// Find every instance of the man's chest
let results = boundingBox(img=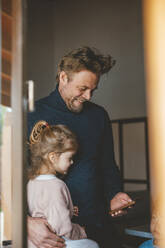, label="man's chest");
[34,108,104,156]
